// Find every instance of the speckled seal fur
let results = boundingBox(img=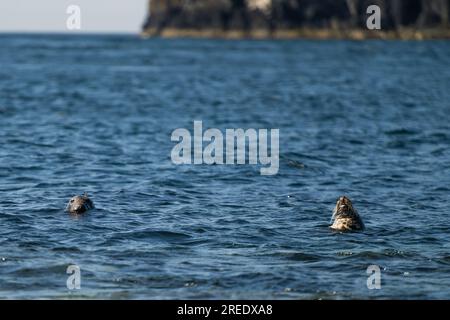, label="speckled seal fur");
[330,196,364,231]
[66,193,95,214]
